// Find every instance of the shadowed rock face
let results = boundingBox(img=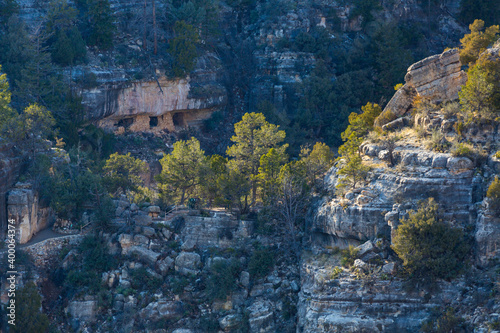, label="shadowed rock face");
[83,76,227,133]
